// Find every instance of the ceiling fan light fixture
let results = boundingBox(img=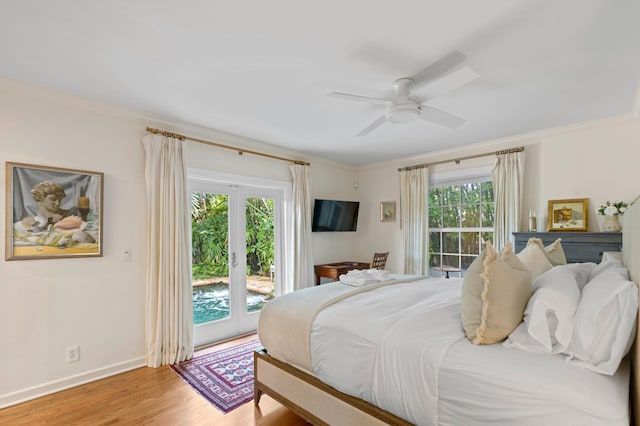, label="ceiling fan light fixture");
[328,53,476,135]
[385,103,421,124]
